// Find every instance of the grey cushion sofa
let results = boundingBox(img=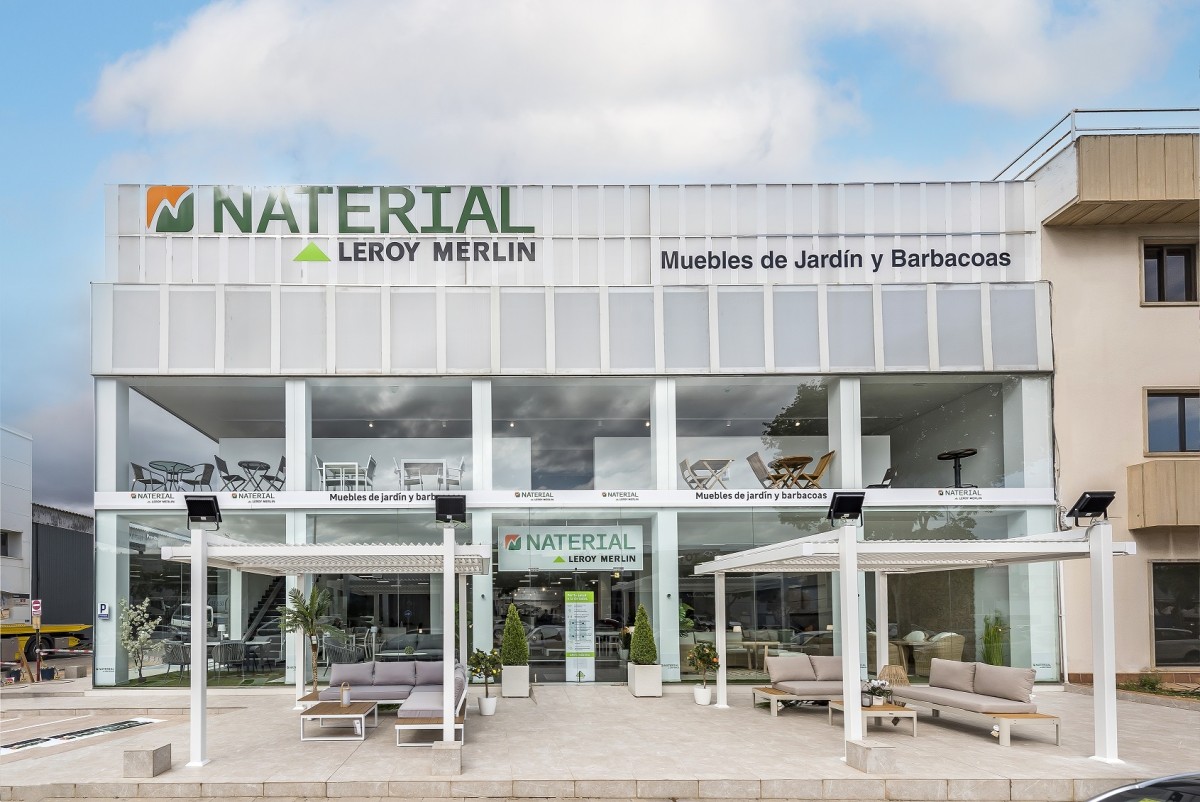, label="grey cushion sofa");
[319,659,466,705]
[380,633,444,659]
[755,653,844,714]
[890,658,1037,715]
